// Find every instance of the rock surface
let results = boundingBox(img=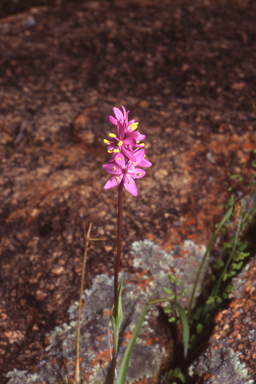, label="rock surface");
[6,240,207,383]
[0,0,256,382]
[190,256,256,384]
